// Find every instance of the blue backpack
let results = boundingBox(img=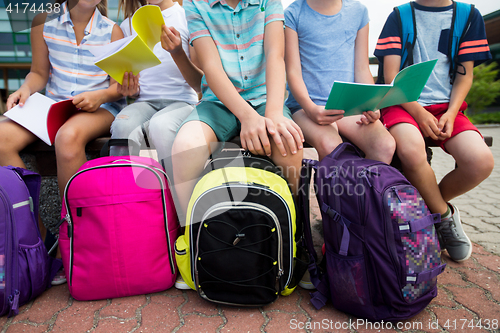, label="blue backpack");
[377,1,474,84]
[0,166,61,317]
[299,143,446,321]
